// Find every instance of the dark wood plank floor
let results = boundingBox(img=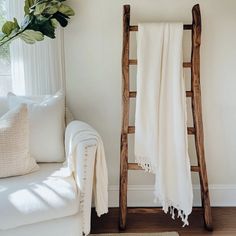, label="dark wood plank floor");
[91,207,236,236]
